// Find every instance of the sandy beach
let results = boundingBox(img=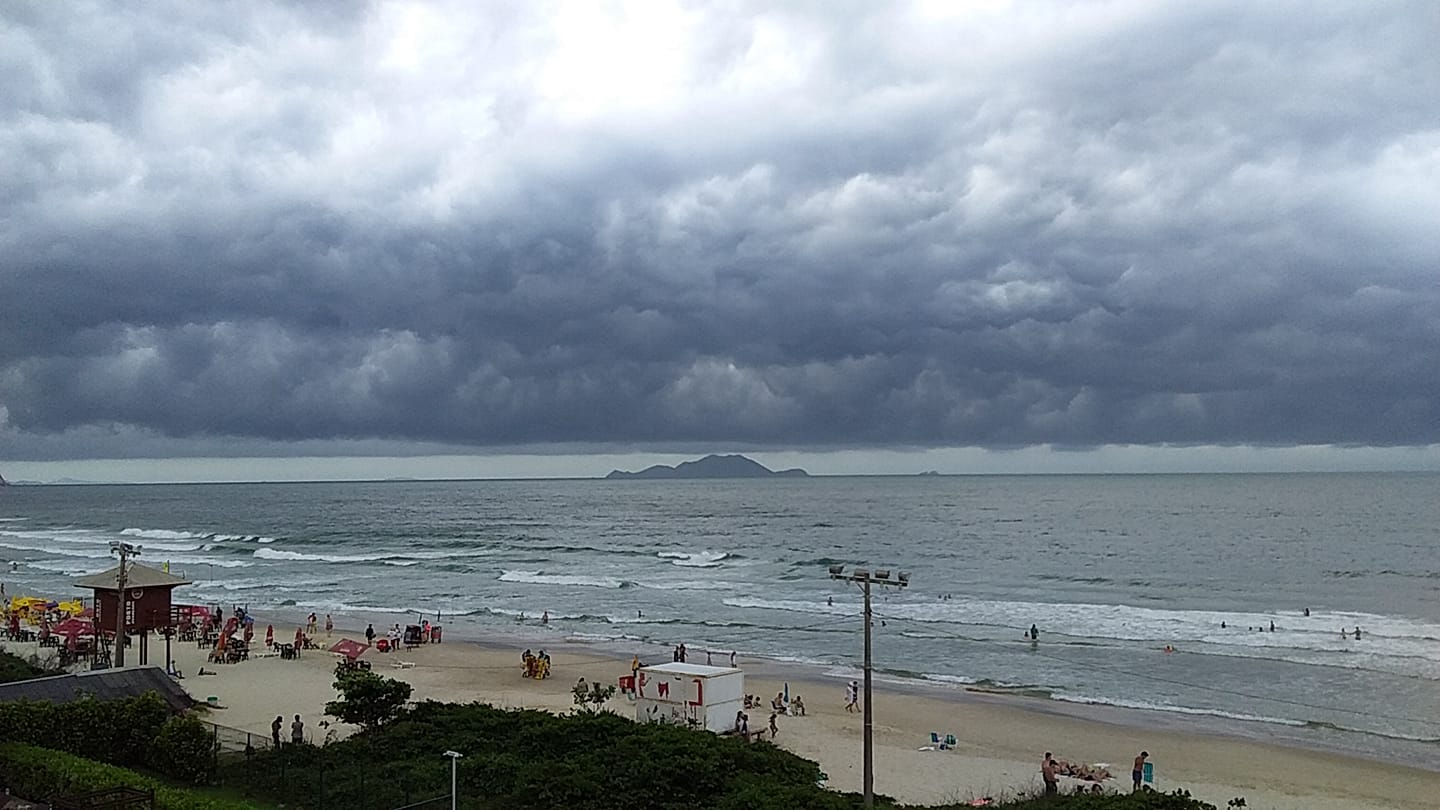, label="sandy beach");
[9,617,1430,810]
